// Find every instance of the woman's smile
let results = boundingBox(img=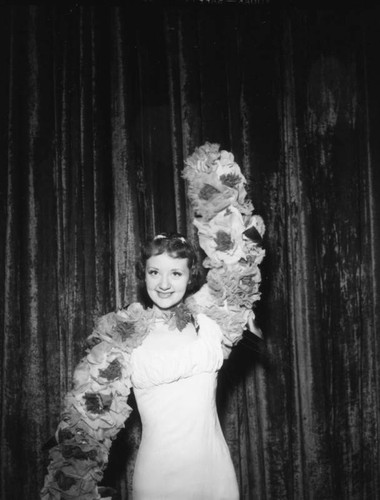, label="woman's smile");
[156,291,174,298]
